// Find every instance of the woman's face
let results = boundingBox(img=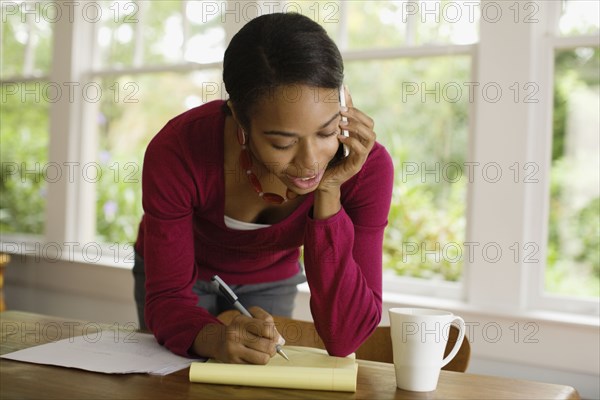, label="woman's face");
[246,84,342,195]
